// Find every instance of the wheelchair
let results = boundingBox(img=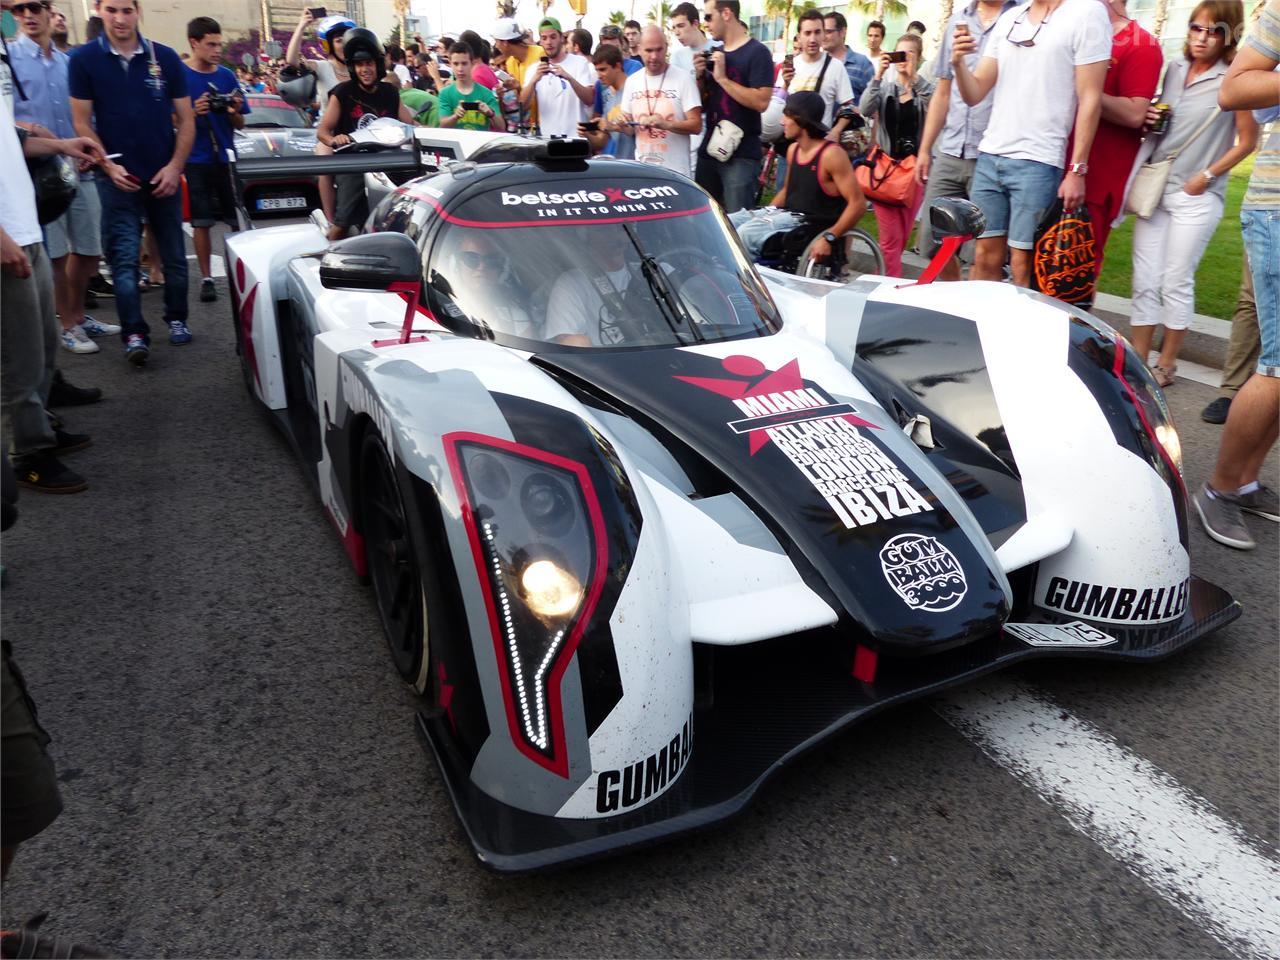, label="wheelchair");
[735,209,886,283]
